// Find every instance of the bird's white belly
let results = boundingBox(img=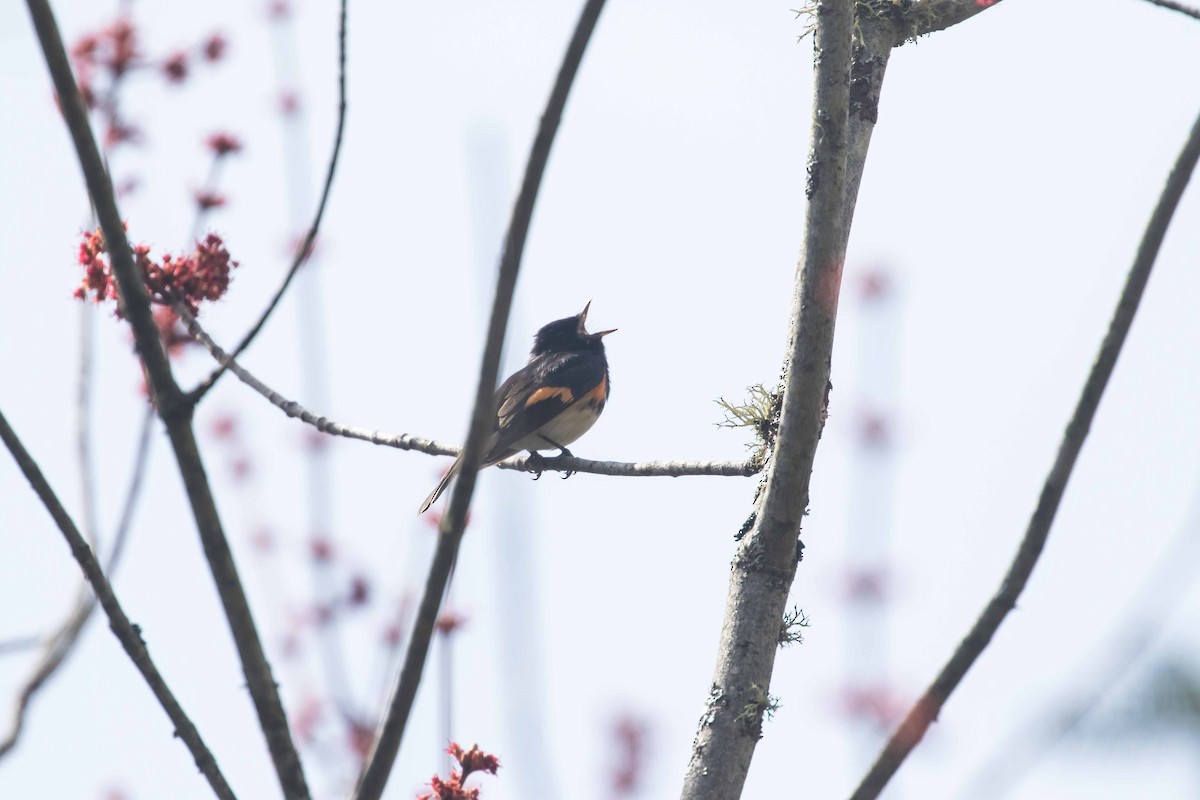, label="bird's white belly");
[518,402,600,452]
